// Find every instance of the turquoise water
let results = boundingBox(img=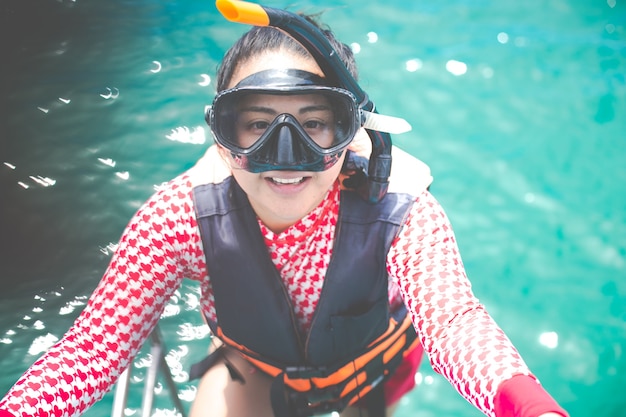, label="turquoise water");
[1,0,625,416]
